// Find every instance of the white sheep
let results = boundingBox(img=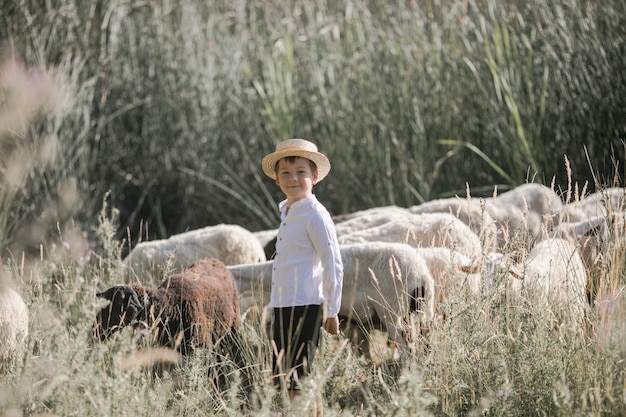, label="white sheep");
[409,197,499,252]
[485,202,543,255]
[228,242,436,358]
[337,212,483,262]
[490,183,563,219]
[548,211,626,304]
[486,183,563,253]
[549,194,597,225]
[551,187,626,225]
[331,205,411,224]
[123,224,266,280]
[251,228,278,260]
[0,278,29,372]
[548,216,607,272]
[572,187,625,218]
[416,247,481,320]
[484,237,588,330]
[339,242,435,356]
[335,210,412,237]
[226,260,273,315]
